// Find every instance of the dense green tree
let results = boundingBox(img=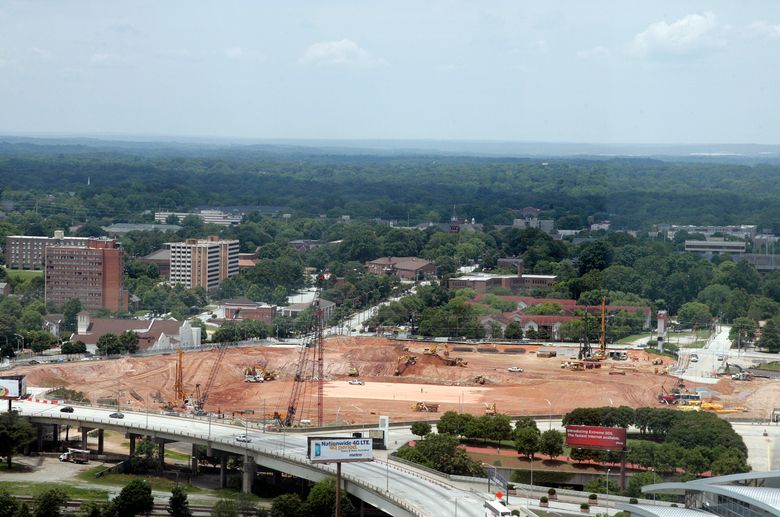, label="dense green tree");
[729,317,758,349]
[396,433,483,475]
[32,488,68,517]
[61,341,87,355]
[514,426,540,459]
[676,302,711,328]
[109,480,154,517]
[503,322,523,340]
[437,411,468,436]
[304,477,356,517]
[625,471,660,498]
[166,486,192,517]
[96,334,122,355]
[0,489,19,517]
[577,241,614,275]
[0,412,35,468]
[759,317,780,352]
[538,430,564,459]
[411,421,432,438]
[61,299,82,333]
[269,494,304,517]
